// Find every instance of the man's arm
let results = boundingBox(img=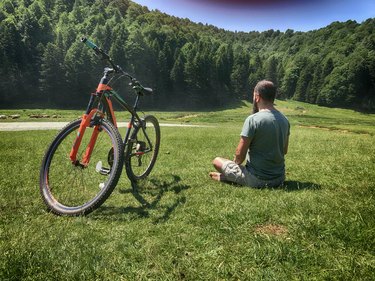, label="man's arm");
[234,136,251,165]
[284,136,289,155]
